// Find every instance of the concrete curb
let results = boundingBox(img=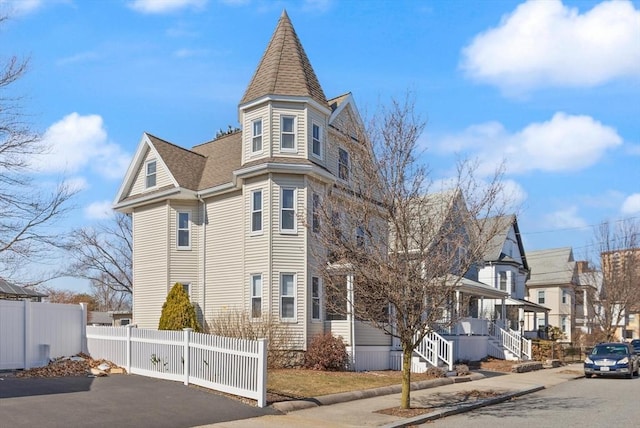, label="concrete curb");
[271,373,486,413]
[380,385,545,428]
